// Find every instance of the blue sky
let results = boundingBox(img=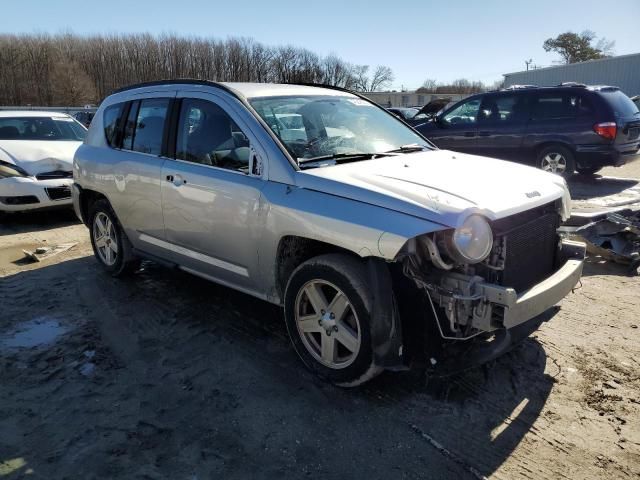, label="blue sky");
[4,0,639,89]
